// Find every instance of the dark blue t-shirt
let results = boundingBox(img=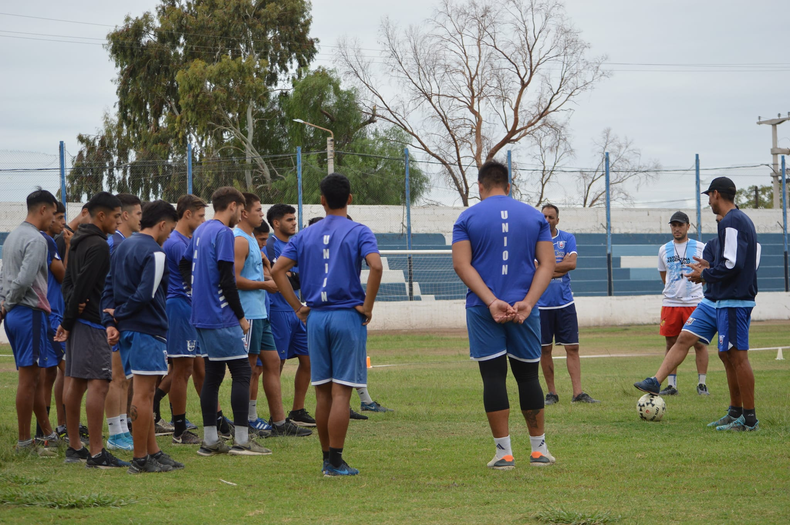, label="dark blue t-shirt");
[265,234,298,311]
[537,229,577,308]
[280,215,378,309]
[182,220,238,329]
[452,195,552,308]
[107,230,126,255]
[163,229,191,301]
[42,232,64,320]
